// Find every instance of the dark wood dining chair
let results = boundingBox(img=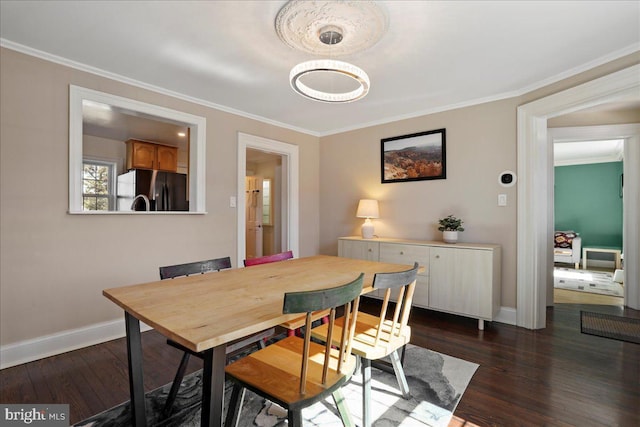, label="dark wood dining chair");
[244,250,329,336]
[311,262,419,427]
[159,257,275,416]
[224,273,365,427]
[159,256,232,280]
